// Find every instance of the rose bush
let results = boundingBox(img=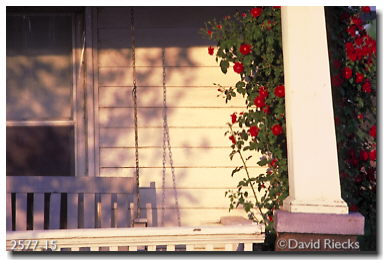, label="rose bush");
[325,6,377,251]
[201,7,288,238]
[201,6,376,250]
